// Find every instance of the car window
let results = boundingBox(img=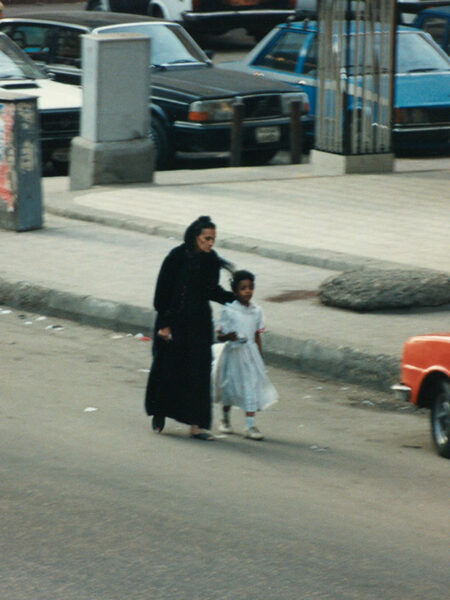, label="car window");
[303,36,317,74]
[397,31,450,73]
[0,23,56,63]
[253,30,309,73]
[97,23,208,66]
[420,16,447,47]
[53,28,82,67]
